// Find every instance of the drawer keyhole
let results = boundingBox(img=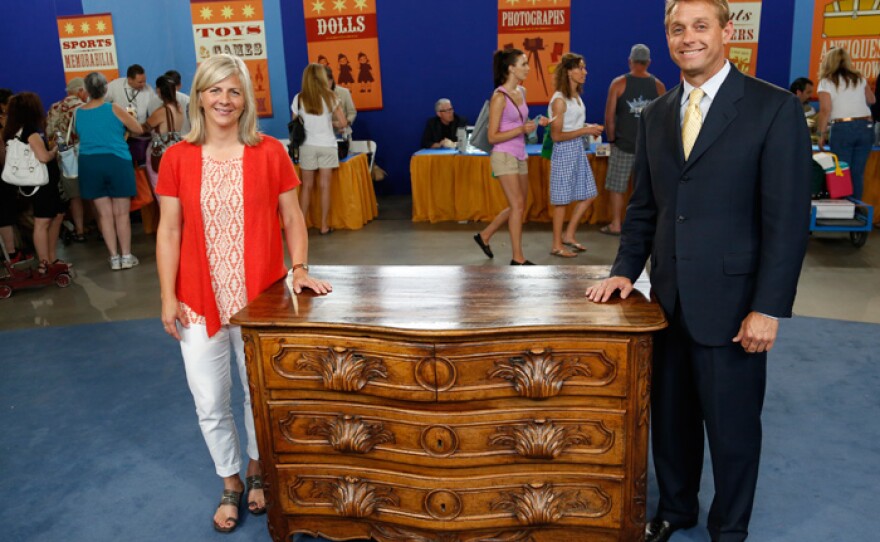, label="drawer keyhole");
[437,439,444,449]
[441,503,447,512]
